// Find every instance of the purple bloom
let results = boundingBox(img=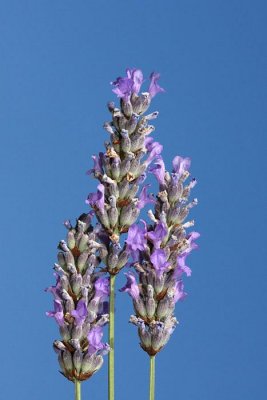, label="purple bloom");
[86,183,105,213]
[111,68,143,101]
[150,249,170,276]
[87,326,104,354]
[45,273,61,299]
[147,221,168,249]
[94,276,110,301]
[172,156,191,178]
[71,300,88,326]
[175,254,192,278]
[149,156,165,185]
[46,300,64,326]
[185,231,200,254]
[173,280,187,303]
[148,72,165,98]
[137,185,155,209]
[126,222,147,252]
[126,68,144,94]
[120,272,140,300]
[145,140,163,165]
[87,153,104,176]
[112,77,133,101]
[126,222,147,262]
